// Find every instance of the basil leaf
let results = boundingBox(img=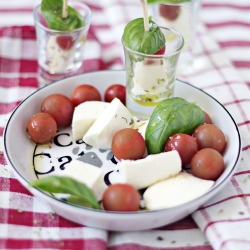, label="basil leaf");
[123,17,166,54]
[145,97,205,154]
[30,176,101,210]
[147,0,191,4]
[66,195,96,208]
[41,0,84,31]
